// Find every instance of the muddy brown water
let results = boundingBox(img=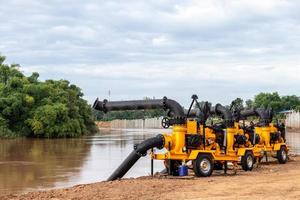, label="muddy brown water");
[0,129,167,196]
[1,129,299,196]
